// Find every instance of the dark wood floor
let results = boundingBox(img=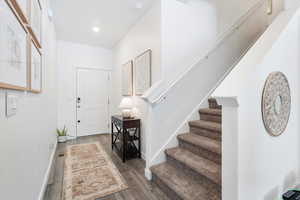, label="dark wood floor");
[44,134,170,200]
